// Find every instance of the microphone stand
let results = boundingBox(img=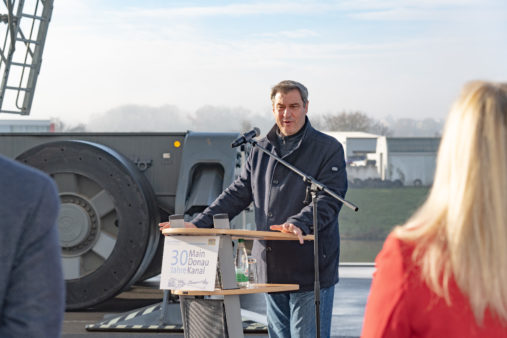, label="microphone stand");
[247,139,358,338]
